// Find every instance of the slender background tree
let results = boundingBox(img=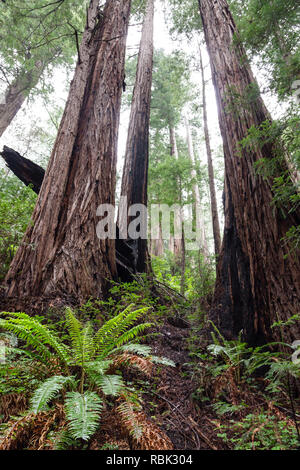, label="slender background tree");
[0,0,87,137]
[118,0,155,273]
